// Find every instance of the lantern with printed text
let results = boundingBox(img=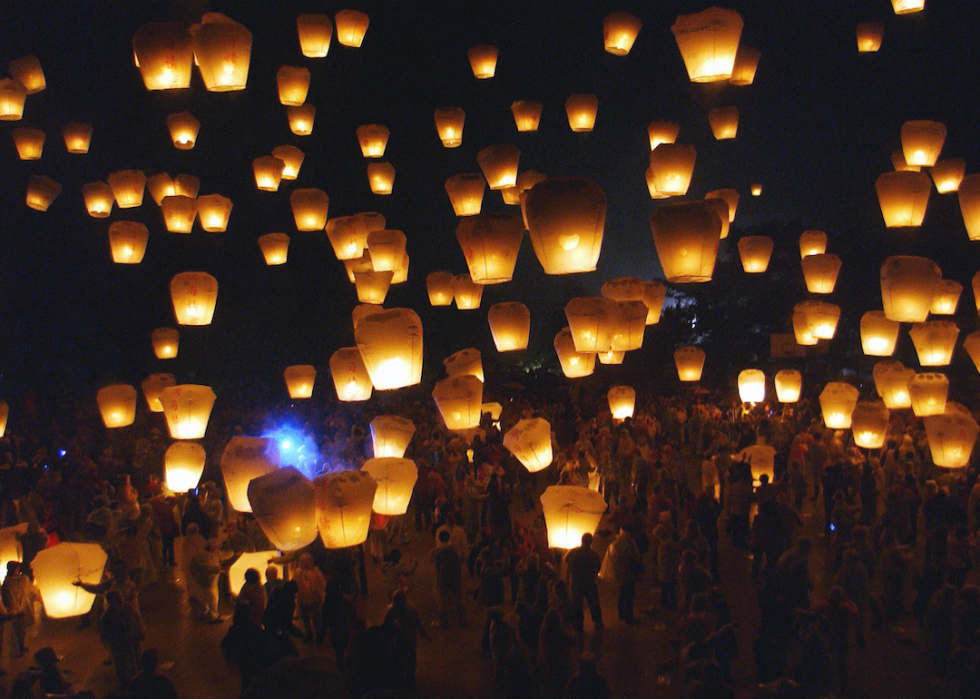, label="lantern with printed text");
[874,361,915,409]
[876,172,931,227]
[193,13,252,91]
[565,94,598,132]
[445,348,484,383]
[671,8,743,83]
[160,385,216,440]
[277,65,310,106]
[820,382,859,429]
[737,236,773,273]
[649,144,696,197]
[271,145,303,180]
[97,385,137,428]
[355,309,423,390]
[133,23,193,90]
[432,376,483,431]
[565,297,618,353]
[0,79,27,121]
[738,370,766,403]
[26,176,61,211]
[601,277,644,303]
[477,144,520,190]
[467,45,498,78]
[445,174,486,216]
[174,174,200,199]
[910,321,958,366]
[540,486,606,549]
[511,101,543,132]
[11,128,43,160]
[902,120,946,168]
[166,112,199,149]
[258,233,289,265]
[314,470,376,548]
[147,174,175,205]
[366,229,406,273]
[161,196,197,233]
[141,373,175,413]
[288,105,315,136]
[488,302,531,351]
[165,442,205,493]
[648,121,680,150]
[555,328,596,379]
[152,328,179,359]
[434,108,465,148]
[367,163,395,195]
[248,468,318,551]
[909,373,949,417]
[356,124,389,158]
[32,543,107,619]
[171,272,217,326]
[284,365,316,399]
[371,416,415,458]
[291,189,329,231]
[801,254,841,294]
[880,256,940,322]
[456,214,524,284]
[729,45,760,85]
[775,370,802,403]
[326,217,368,261]
[297,14,332,57]
[603,11,641,55]
[362,458,417,515]
[354,270,393,305]
[708,107,738,140]
[108,221,148,264]
[524,178,605,275]
[856,22,884,52]
[196,194,232,232]
[930,280,962,315]
[851,402,890,449]
[452,274,483,310]
[343,255,373,284]
[799,230,827,258]
[959,175,980,241]
[651,200,721,283]
[81,182,114,218]
[335,9,369,47]
[221,437,280,513]
[505,418,553,473]
[9,56,44,94]
[861,311,899,356]
[925,404,978,469]
[108,170,145,209]
[930,159,965,194]
[426,272,454,306]
[252,156,284,192]
[329,348,373,401]
[674,347,705,382]
[608,386,636,422]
